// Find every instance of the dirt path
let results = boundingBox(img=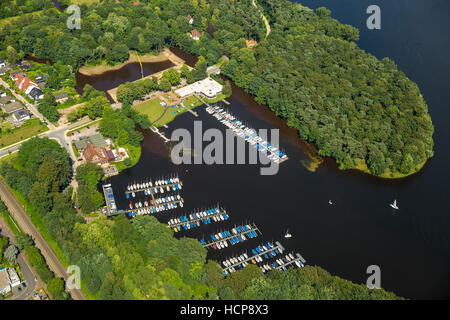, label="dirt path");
[252,0,271,38]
